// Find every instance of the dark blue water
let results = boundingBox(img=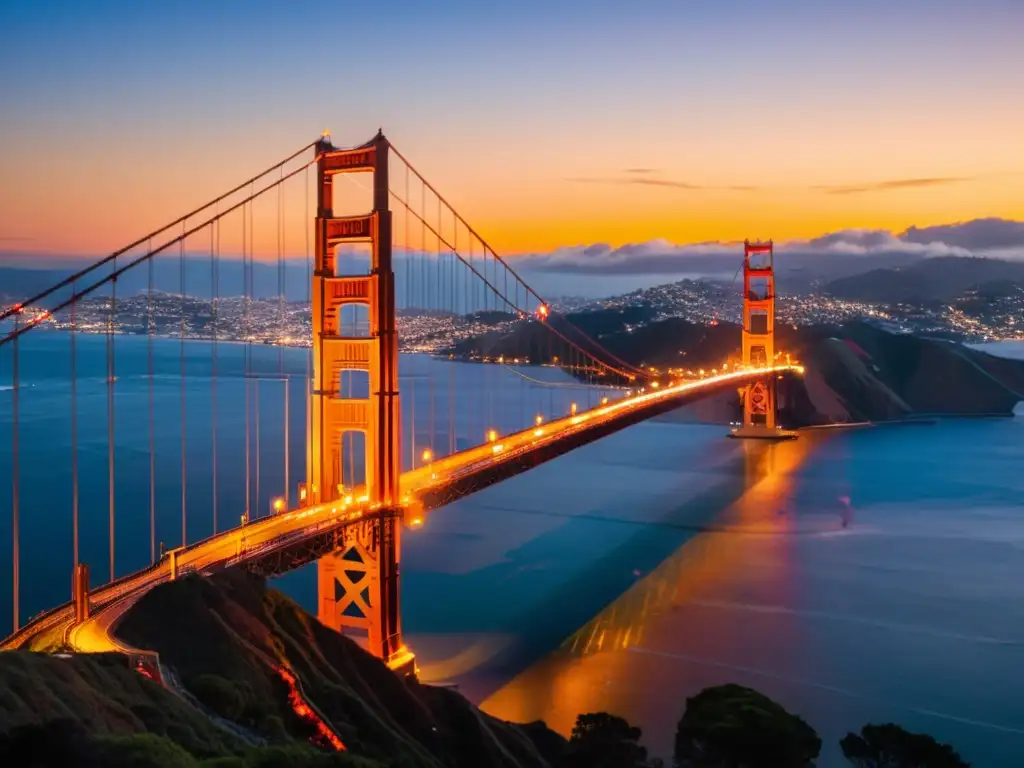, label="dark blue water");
[0,332,602,628]
[2,333,1022,766]
[459,418,1024,766]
